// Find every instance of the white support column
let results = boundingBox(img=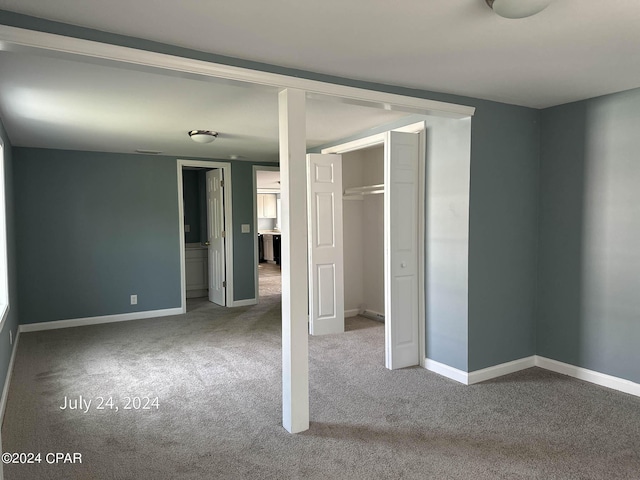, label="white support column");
[279,88,309,433]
